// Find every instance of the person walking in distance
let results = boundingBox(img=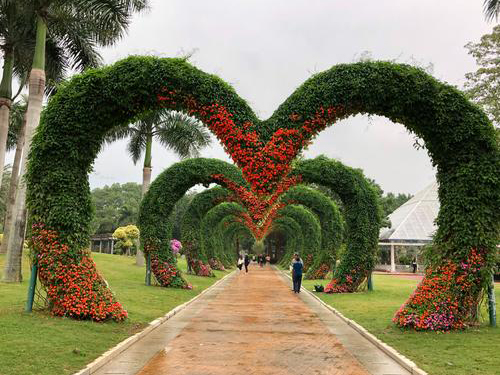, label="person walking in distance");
[244,253,250,273]
[411,258,417,273]
[237,254,244,272]
[292,253,304,293]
